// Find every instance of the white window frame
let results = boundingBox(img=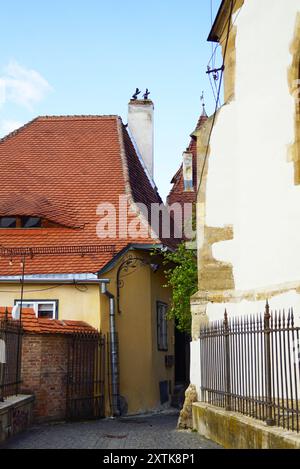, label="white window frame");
[14,300,58,319]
